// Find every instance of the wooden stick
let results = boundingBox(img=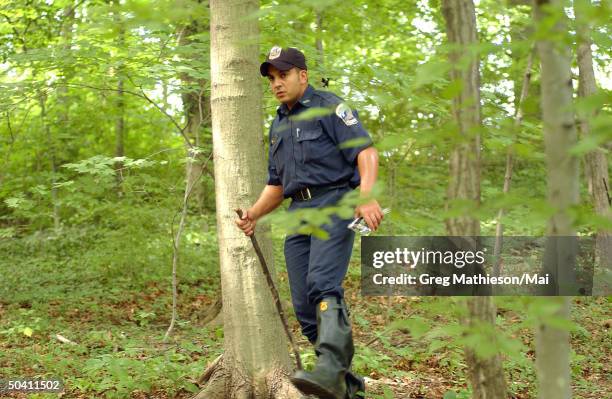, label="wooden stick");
[235,209,302,370]
[54,334,77,345]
